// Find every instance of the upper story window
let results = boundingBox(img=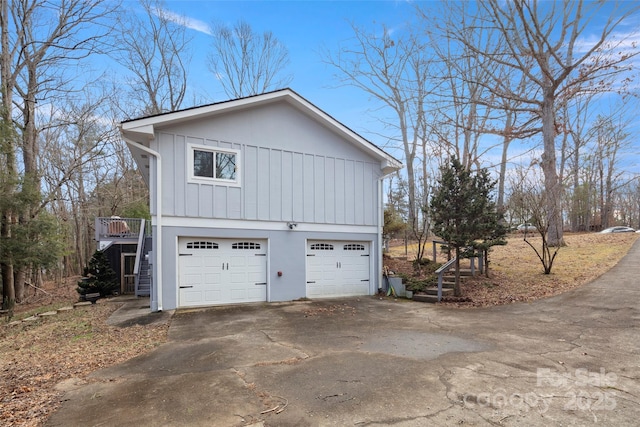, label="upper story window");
[188,143,240,185]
